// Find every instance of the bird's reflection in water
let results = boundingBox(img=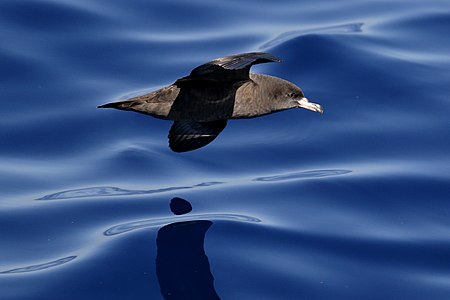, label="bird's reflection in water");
[156,197,220,299]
